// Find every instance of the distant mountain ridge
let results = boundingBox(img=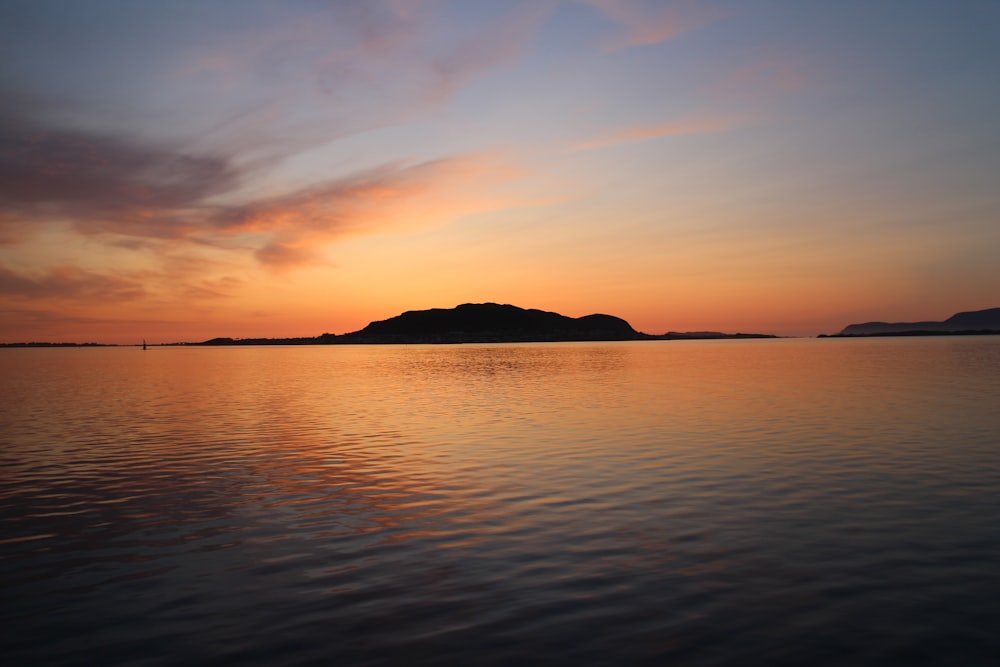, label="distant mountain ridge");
[837,307,1000,336]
